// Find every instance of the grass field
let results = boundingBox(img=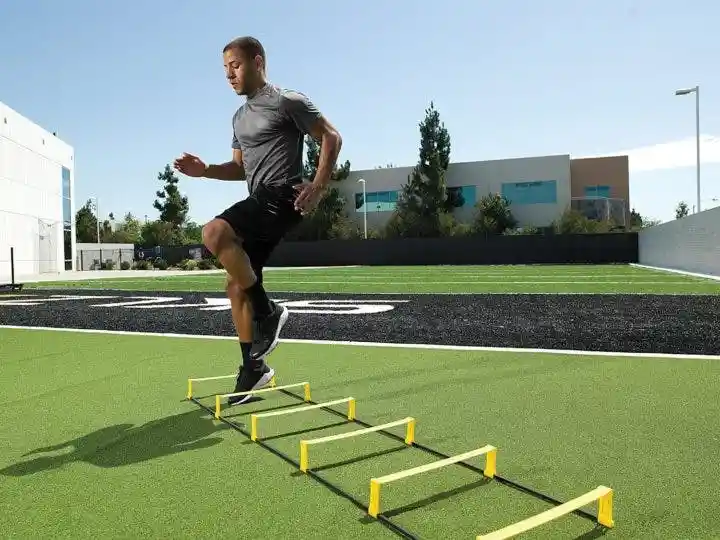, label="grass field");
[25,263,720,294]
[2,263,720,539]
